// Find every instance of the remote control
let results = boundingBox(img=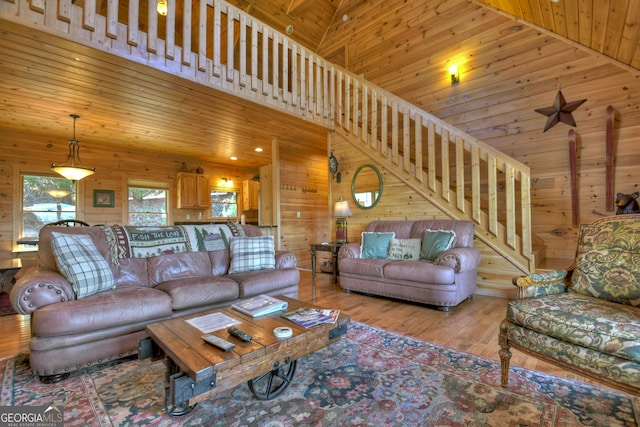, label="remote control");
[201,334,235,352]
[228,327,252,342]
